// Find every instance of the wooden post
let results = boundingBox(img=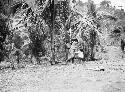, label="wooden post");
[50,0,55,65]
